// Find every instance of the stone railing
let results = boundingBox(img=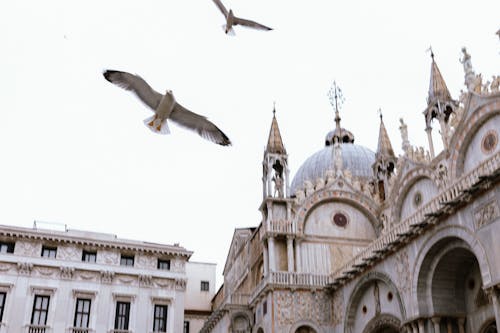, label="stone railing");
[69,328,93,333]
[26,325,50,333]
[331,152,500,282]
[109,330,131,333]
[262,219,296,236]
[250,271,332,302]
